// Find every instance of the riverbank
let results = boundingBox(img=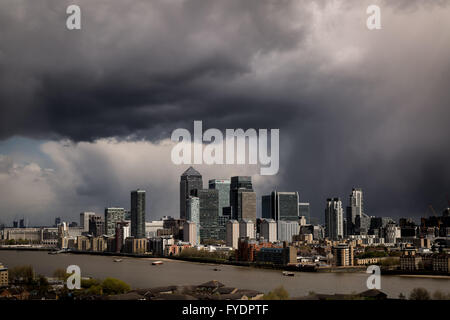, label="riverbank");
[2,247,449,278]
[1,250,449,298]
